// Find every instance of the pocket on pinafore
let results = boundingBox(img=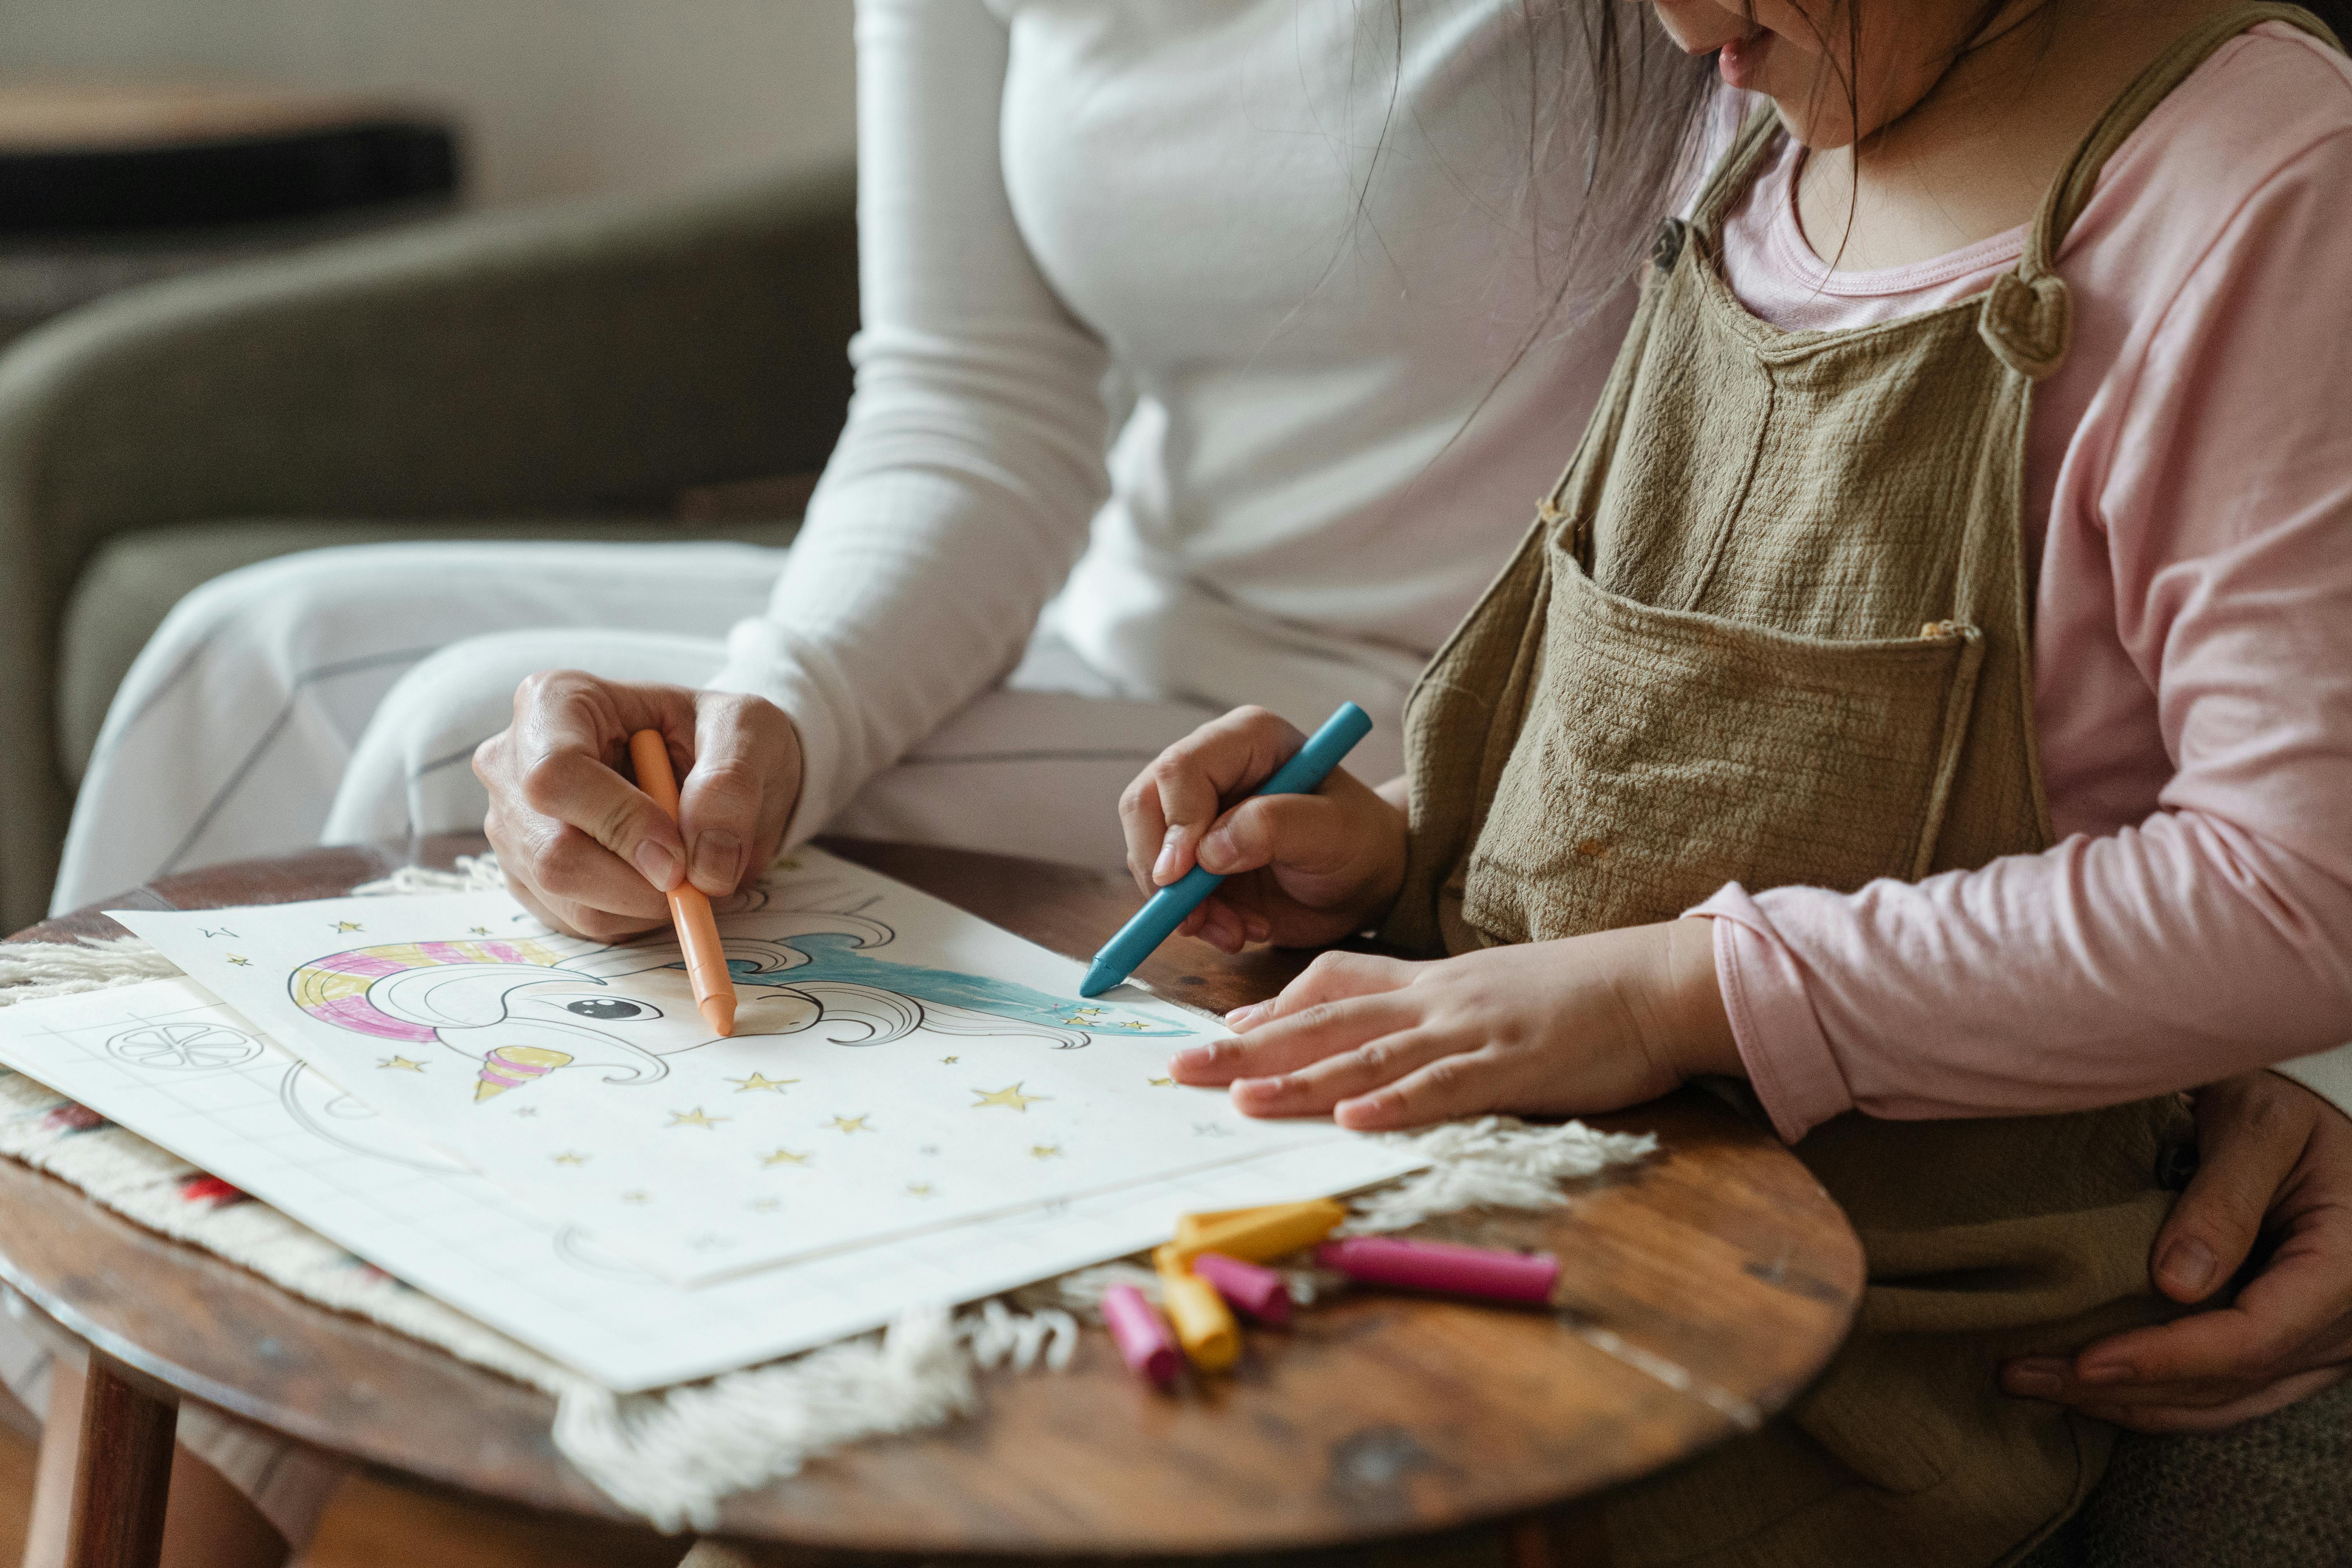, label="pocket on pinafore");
[1462,534,1986,944]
